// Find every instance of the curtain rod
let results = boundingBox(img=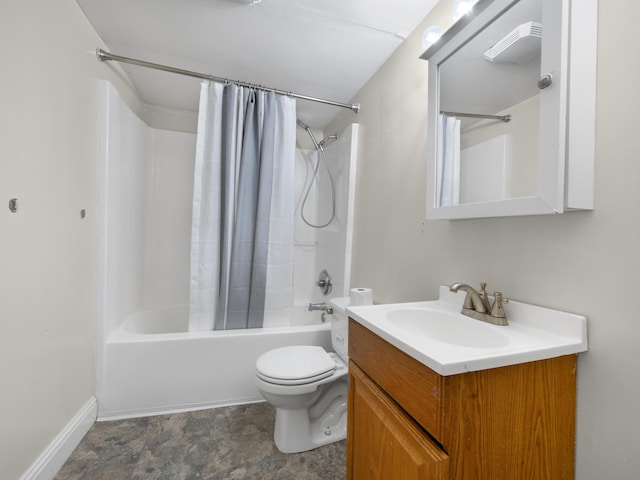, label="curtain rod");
[96,48,360,114]
[440,110,511,122]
